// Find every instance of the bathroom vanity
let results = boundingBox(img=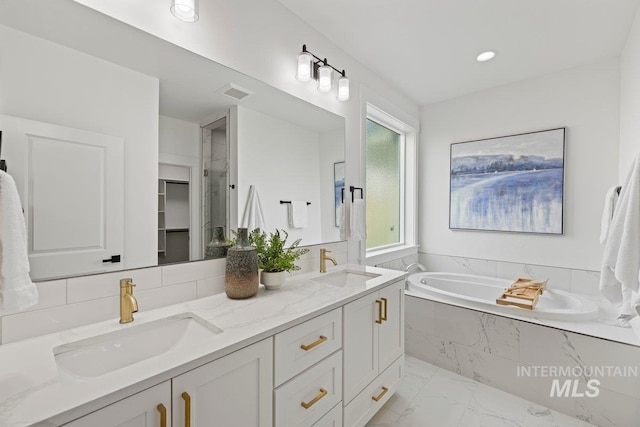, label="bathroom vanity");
[0,265,405,427]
